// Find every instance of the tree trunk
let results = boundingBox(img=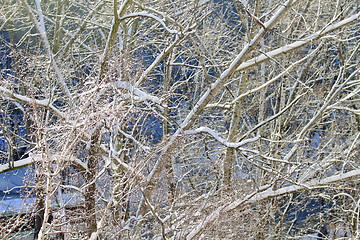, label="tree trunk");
[34,167,45,239]
[84,128,100,238]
